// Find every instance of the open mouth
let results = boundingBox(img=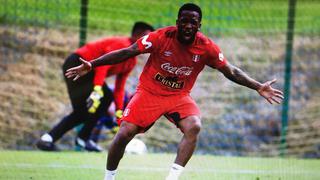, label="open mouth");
[177,28,196,44]
[183,31,193,39]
